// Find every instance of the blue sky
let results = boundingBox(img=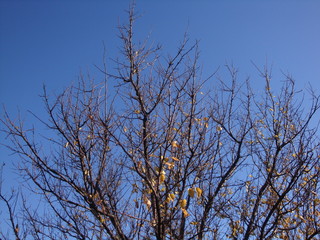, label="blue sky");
[0,0,320,237]
[1,0,320,115]
[0,0,320,229]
